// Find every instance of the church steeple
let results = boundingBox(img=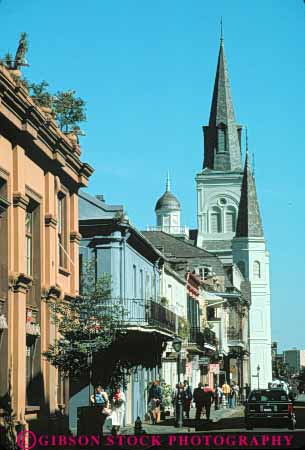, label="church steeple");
[203,34,242,172]
[235,140,264,238]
